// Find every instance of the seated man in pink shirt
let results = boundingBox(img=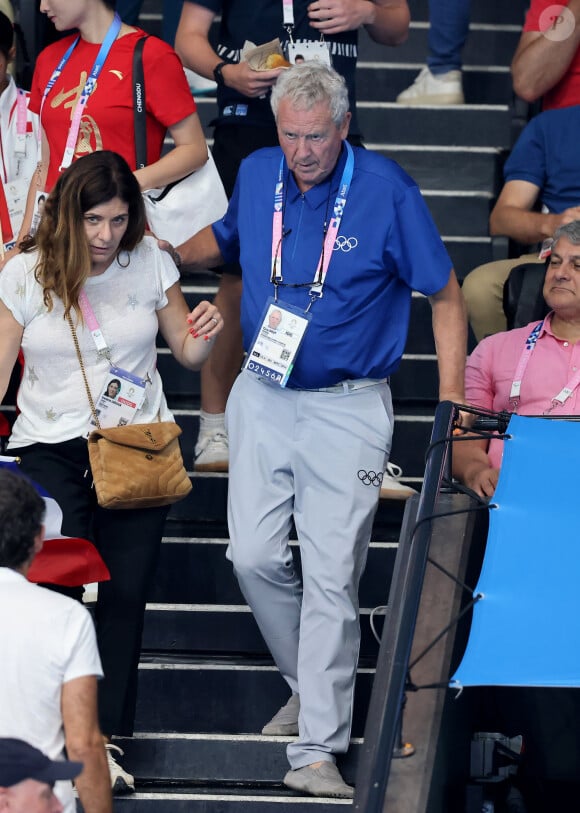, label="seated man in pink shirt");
[453,220,580,497]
